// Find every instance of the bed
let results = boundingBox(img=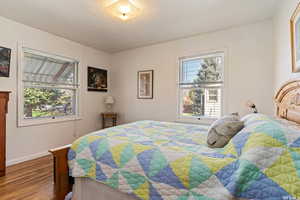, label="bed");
[50,79,300,200]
